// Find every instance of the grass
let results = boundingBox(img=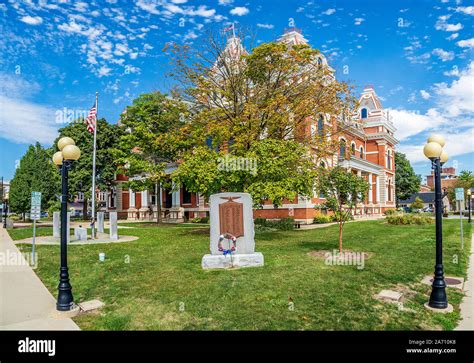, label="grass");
[11,219,471,330]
